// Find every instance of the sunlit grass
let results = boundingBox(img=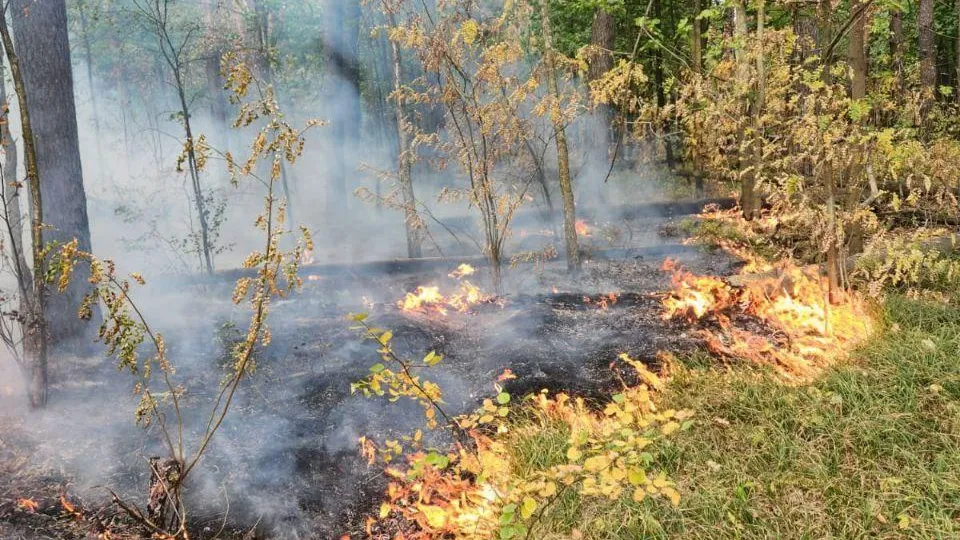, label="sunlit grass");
[507,294,960,538]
